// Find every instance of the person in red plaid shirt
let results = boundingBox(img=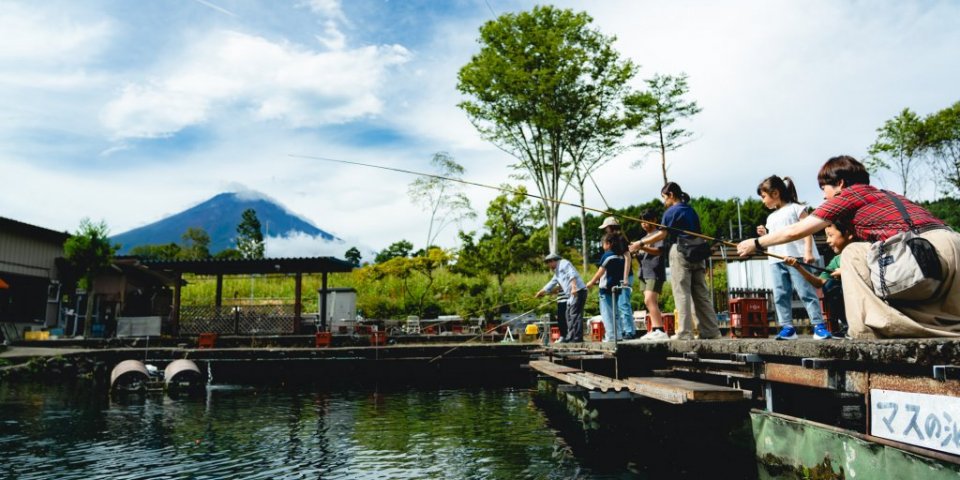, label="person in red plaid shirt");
[737,155,960,338]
